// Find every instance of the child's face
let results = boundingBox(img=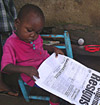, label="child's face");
[15,12,44,43]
